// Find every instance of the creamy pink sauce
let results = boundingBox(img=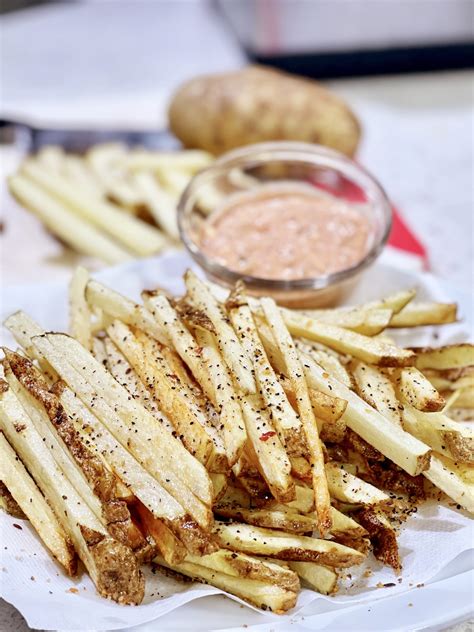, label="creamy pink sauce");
[200,185,373,280]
